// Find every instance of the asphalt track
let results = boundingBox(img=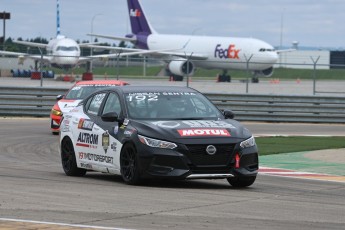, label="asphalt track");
[0,118,344,230]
